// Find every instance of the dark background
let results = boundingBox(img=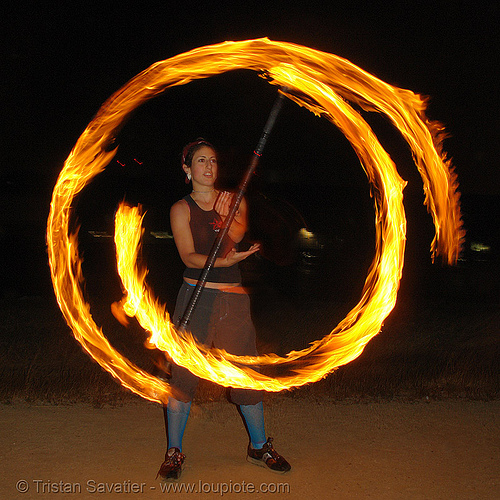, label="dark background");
[1,0,498,301]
